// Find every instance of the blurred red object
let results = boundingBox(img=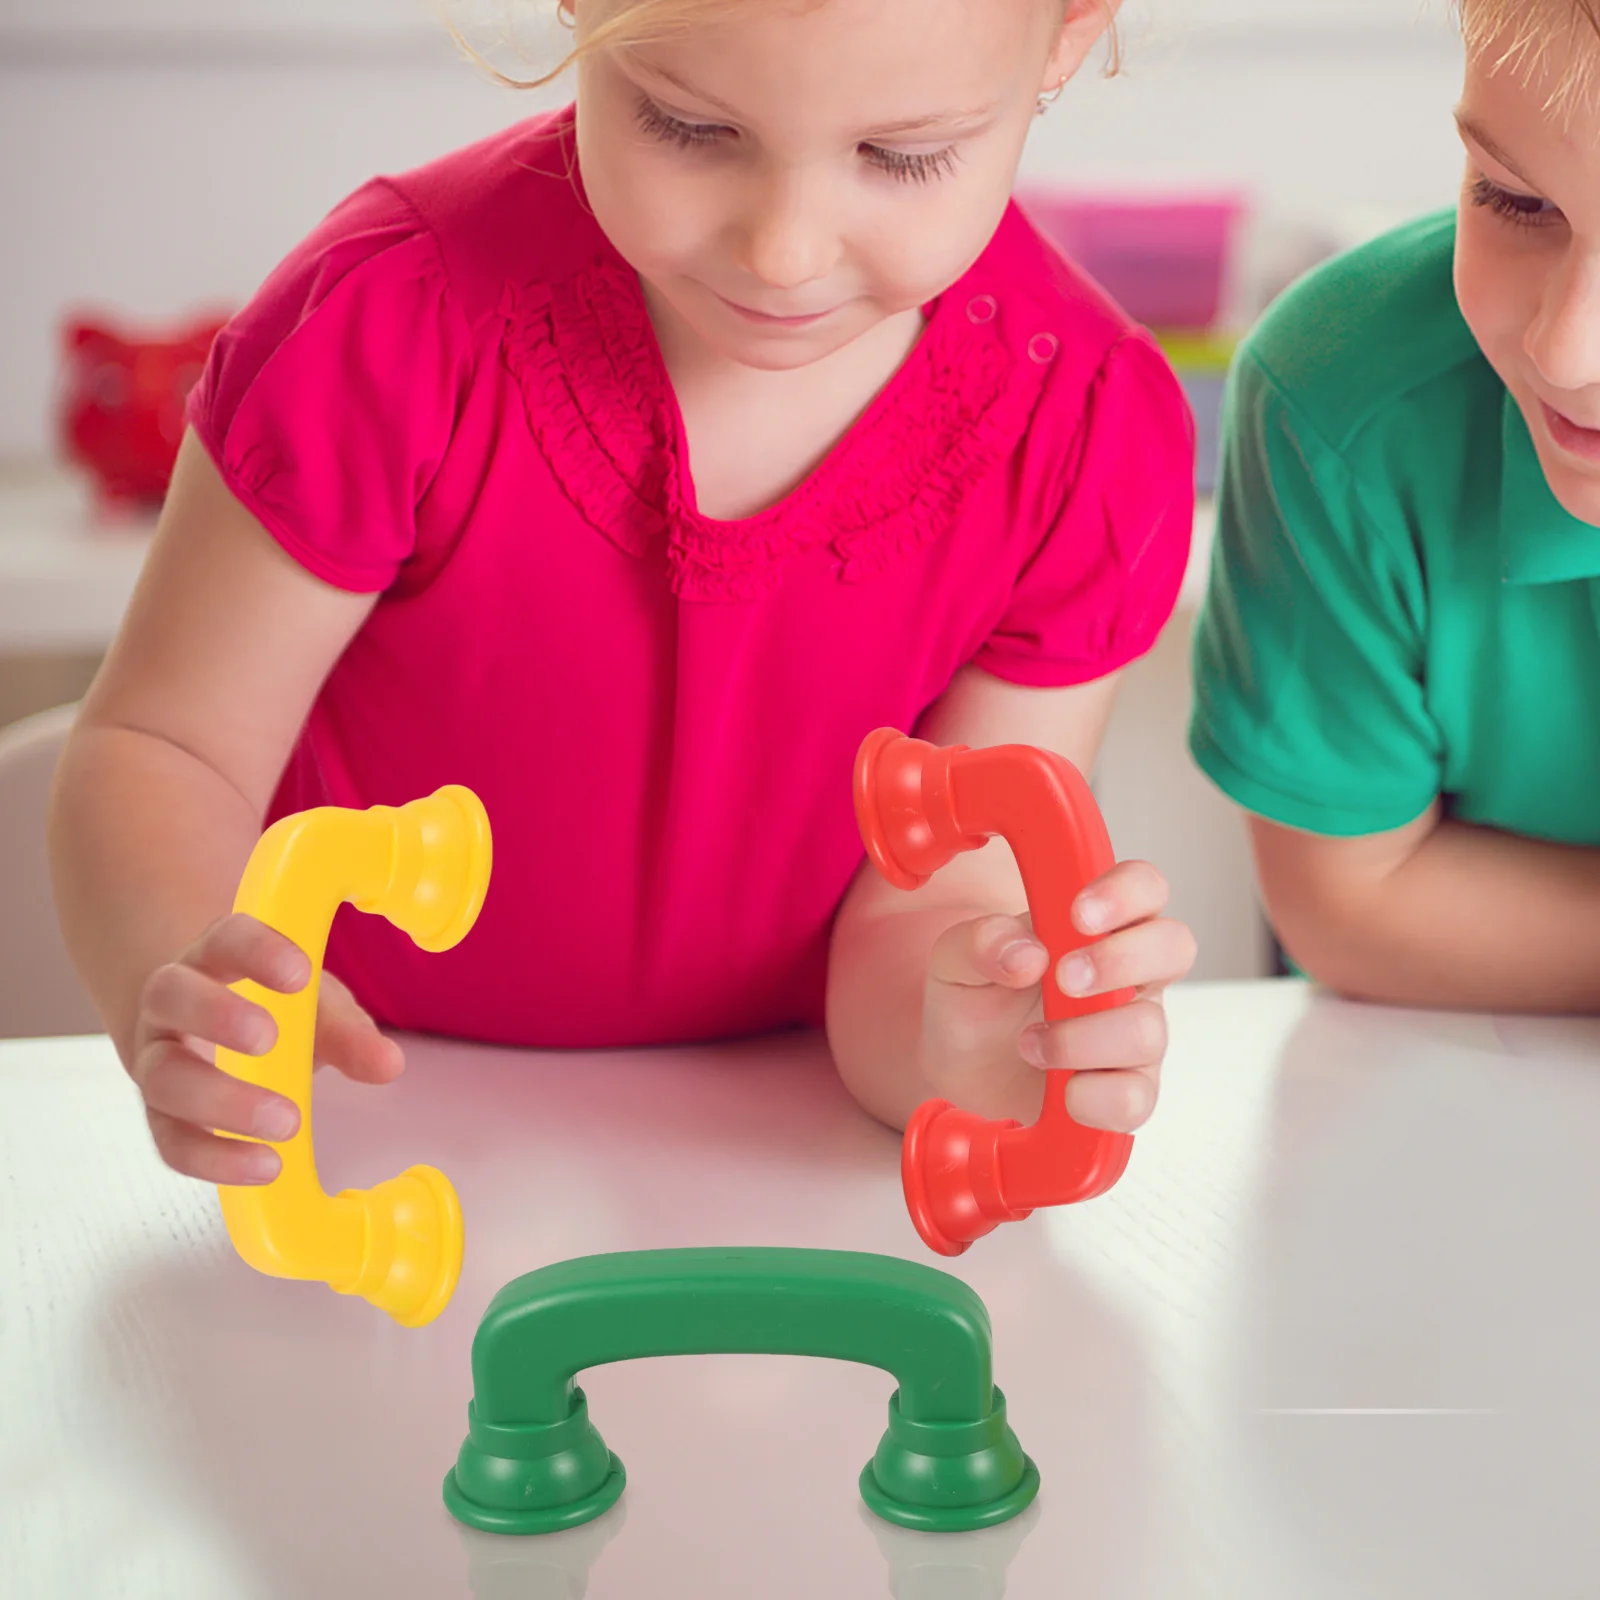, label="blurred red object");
[58,312,229,512]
